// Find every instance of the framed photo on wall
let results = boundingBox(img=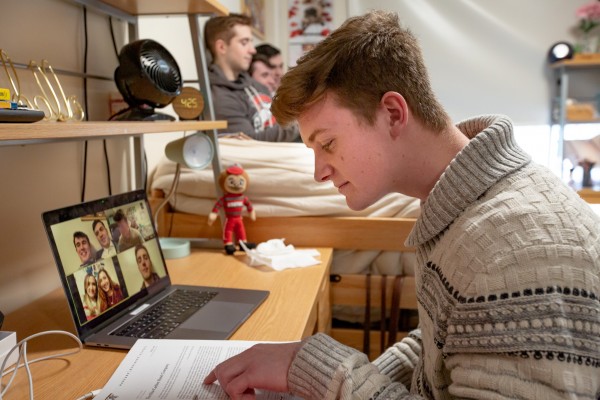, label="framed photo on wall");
[288,0,333,67]
[241,0,266,39]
